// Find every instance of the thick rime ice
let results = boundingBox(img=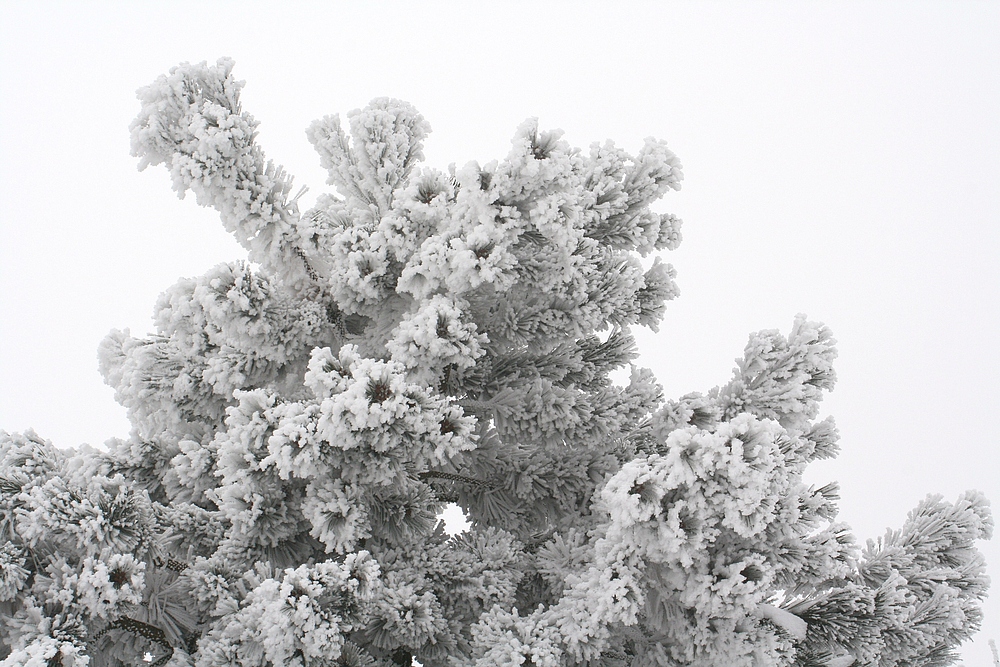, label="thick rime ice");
[1,59,991,667]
